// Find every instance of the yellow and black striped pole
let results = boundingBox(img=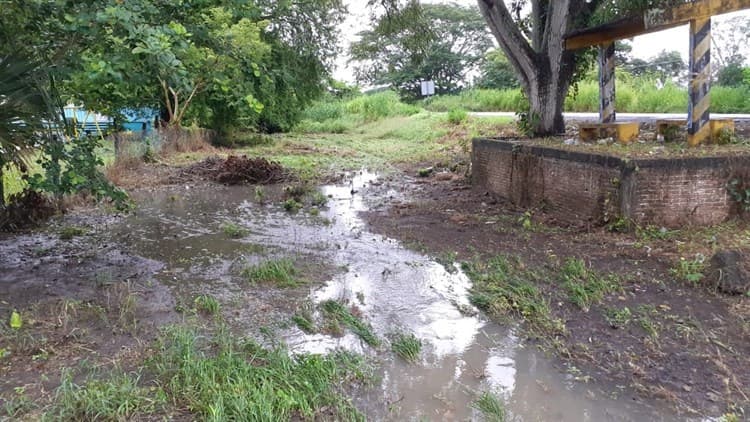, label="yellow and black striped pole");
[688,17,712,146]
[598,42,616,124]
